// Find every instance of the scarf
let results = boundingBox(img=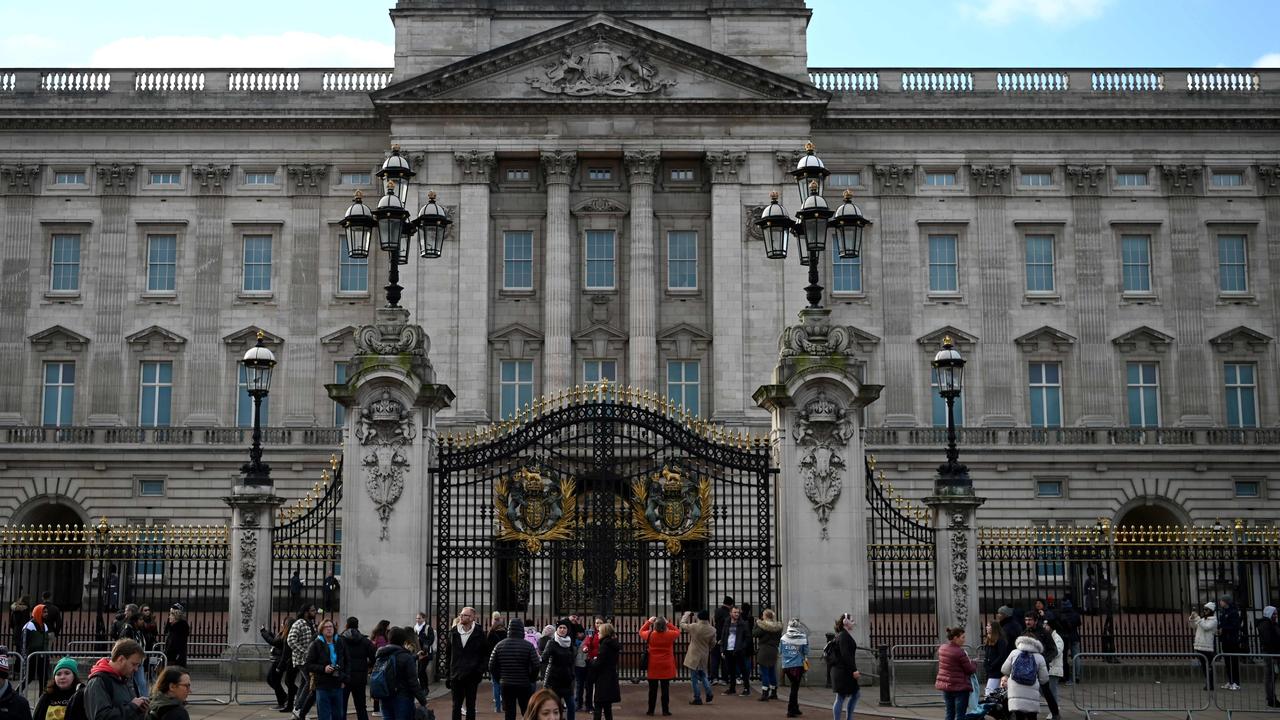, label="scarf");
[555,633,572,648]
[781,621,808,646]
[457,623,475,646]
